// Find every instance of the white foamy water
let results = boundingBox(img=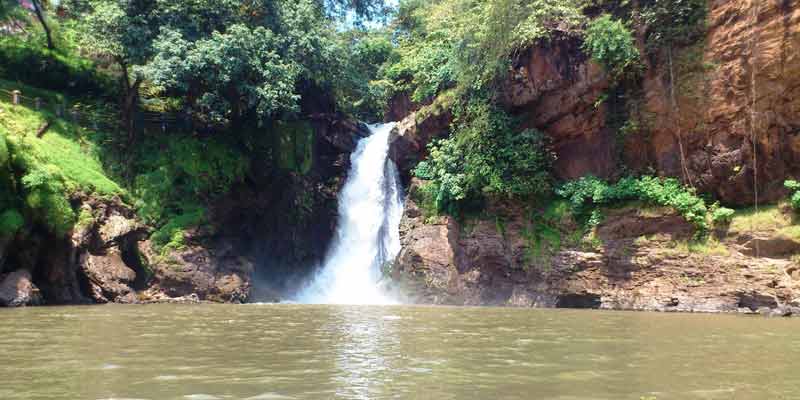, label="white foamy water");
[296,123,403,305]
